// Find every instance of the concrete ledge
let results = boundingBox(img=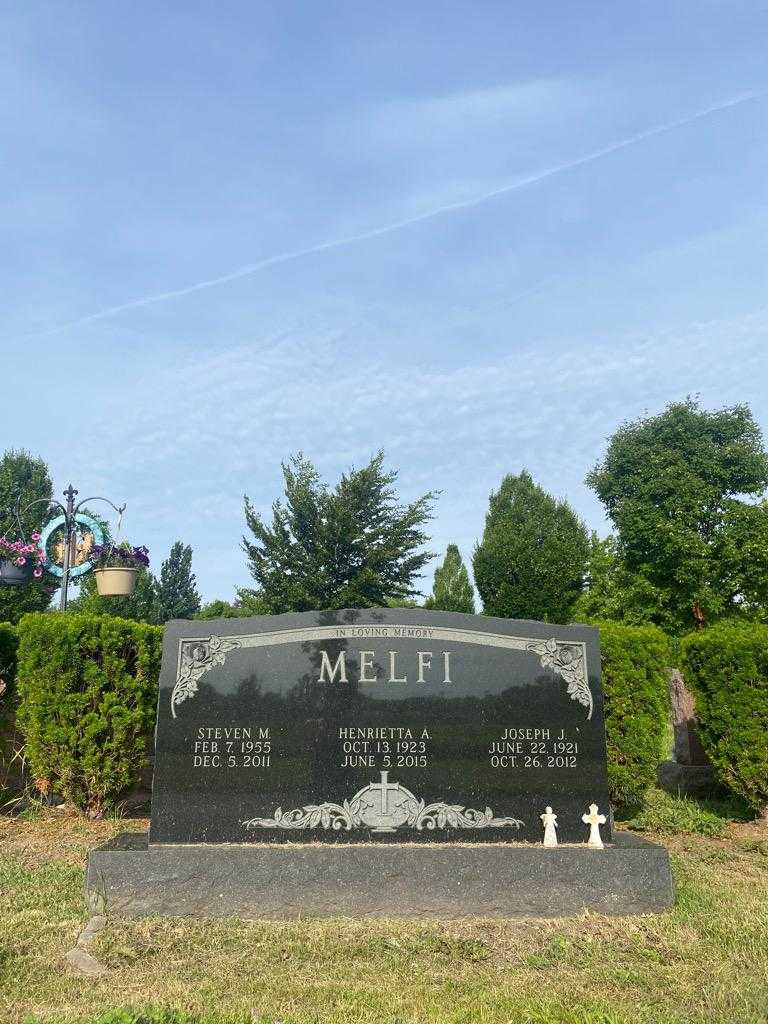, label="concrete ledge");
[86,832,674,919]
